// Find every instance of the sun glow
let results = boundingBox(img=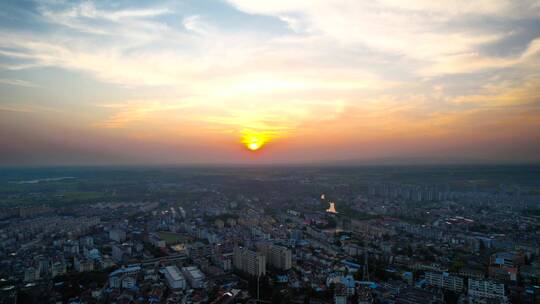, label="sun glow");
[248,142,262,151]
[241,130,270,151]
